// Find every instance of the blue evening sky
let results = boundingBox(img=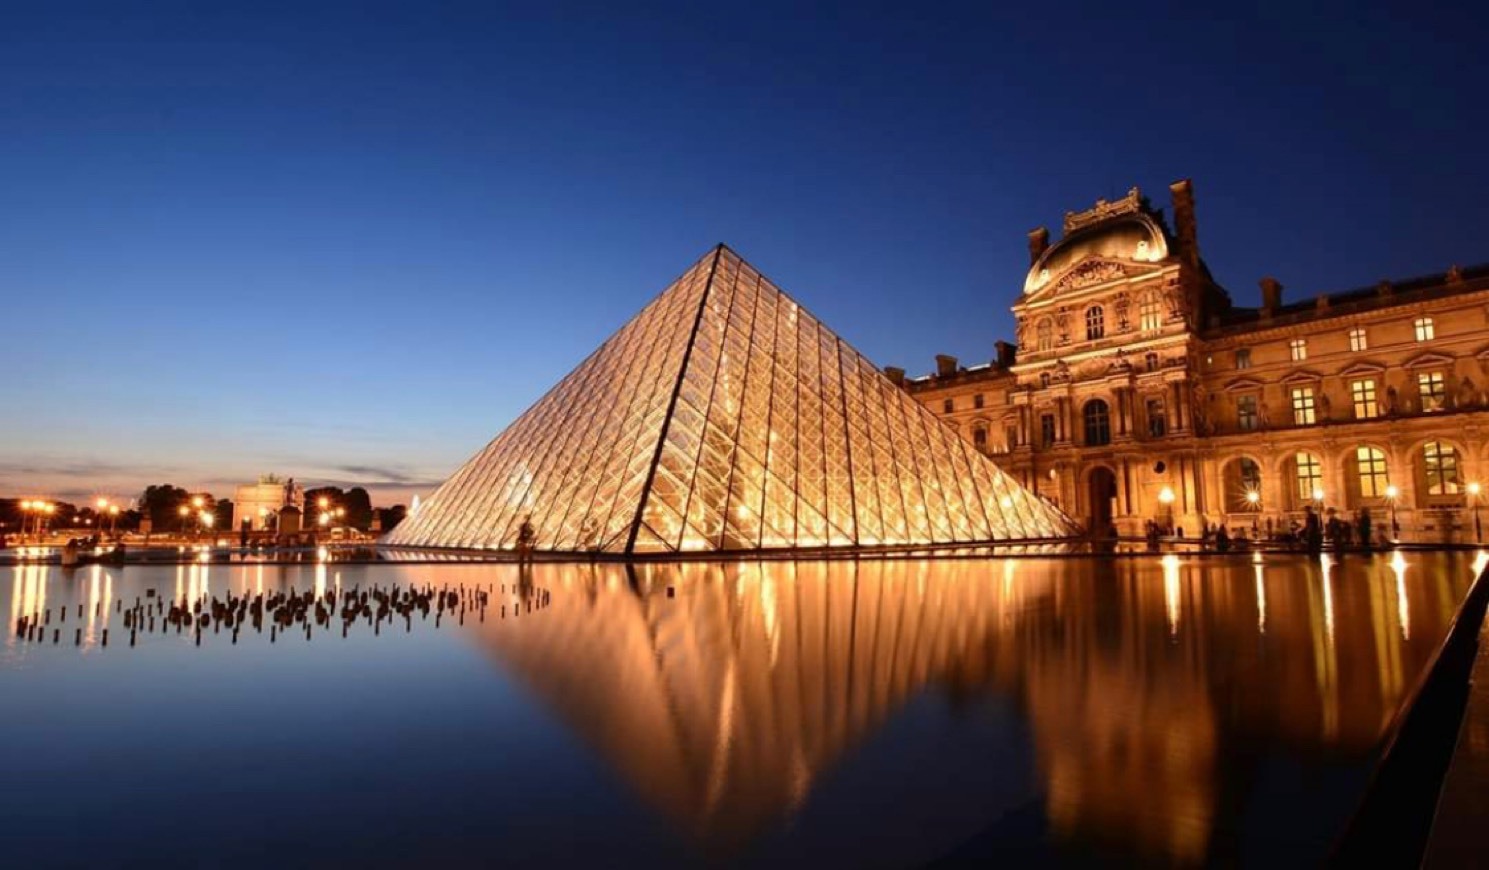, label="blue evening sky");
[2,2,1485,505]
